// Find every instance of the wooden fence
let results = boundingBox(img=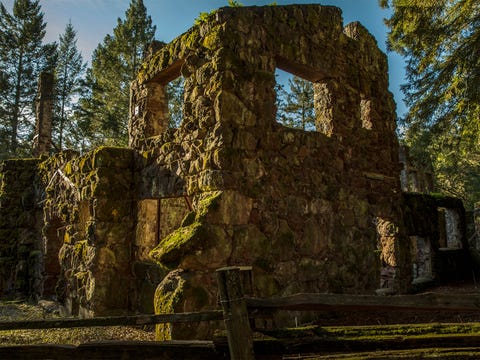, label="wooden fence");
[1,266,480,359]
